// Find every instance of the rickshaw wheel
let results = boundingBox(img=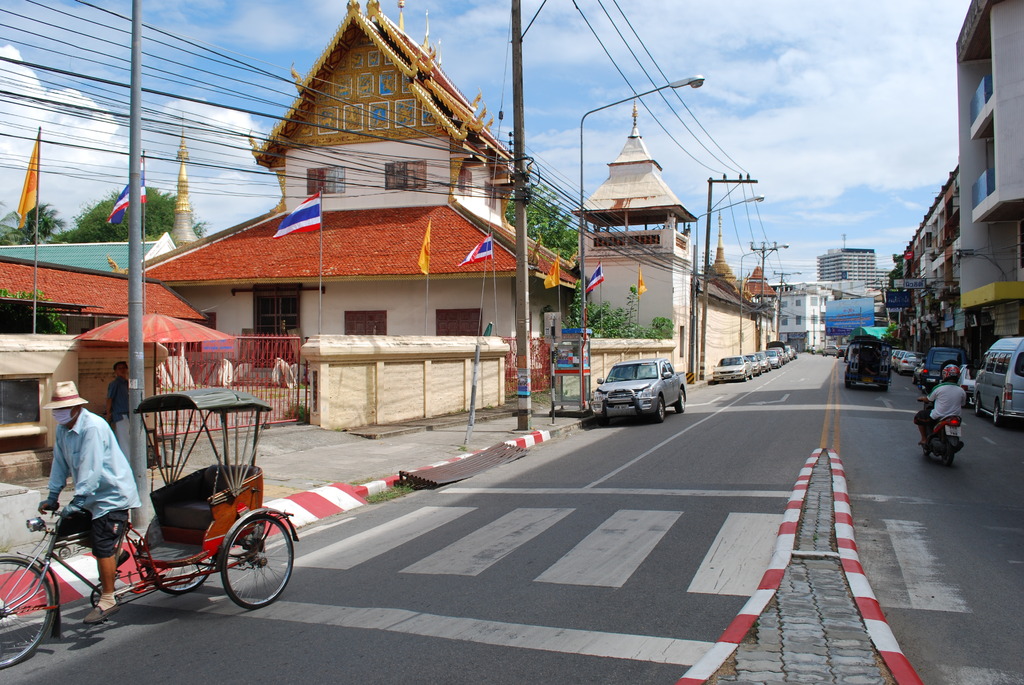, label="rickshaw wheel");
[159,564,209,595]
[219,513,293,610]
[0,556,56,670]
